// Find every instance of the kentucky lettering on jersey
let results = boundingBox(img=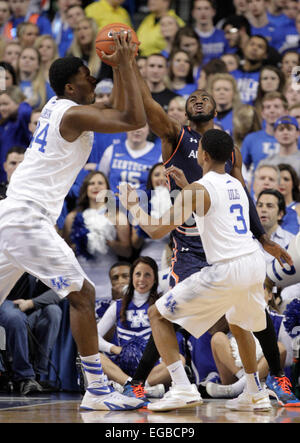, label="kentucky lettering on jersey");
[111,158,152,172]
[108,140,162,194]
[231,69,260,105]
[195,28,227,64]
[241,129,280,171]
[115,299,151,347]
